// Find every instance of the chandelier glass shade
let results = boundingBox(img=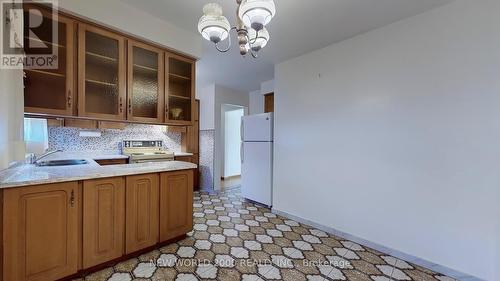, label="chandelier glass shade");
[197,3,231,43]
[248,28,269,51]
[197,0,275,58]
[238,0,276,31]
